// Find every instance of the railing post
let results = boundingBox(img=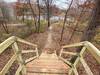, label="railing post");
[84,42,100,64]
[59,48,63,57]
[35,47,39,57]
[68,69,73,75]
[72,67,79,75]
[12,42,26,75]
[79,57,93,75]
